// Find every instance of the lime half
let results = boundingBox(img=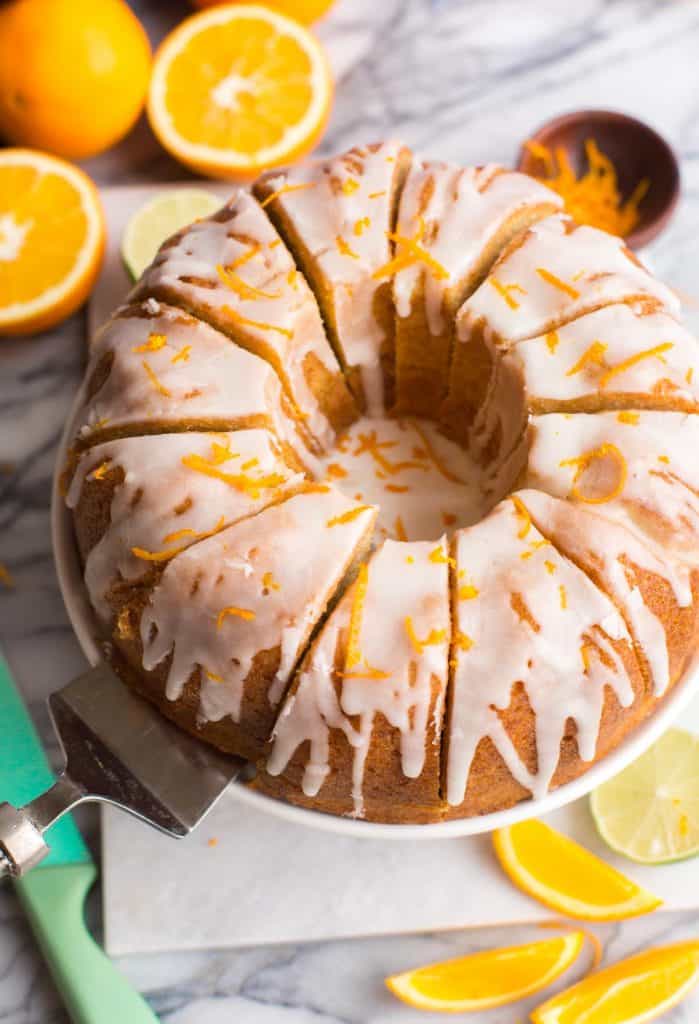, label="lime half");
[122,189,222,280]
[591,728,699,864]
